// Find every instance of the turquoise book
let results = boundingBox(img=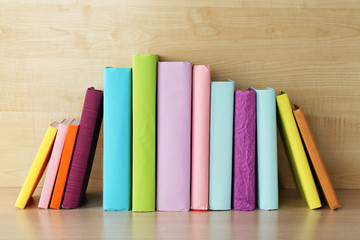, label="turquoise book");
[103,67,131,211]
[209,79,235,210]
[251,87,278,210]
